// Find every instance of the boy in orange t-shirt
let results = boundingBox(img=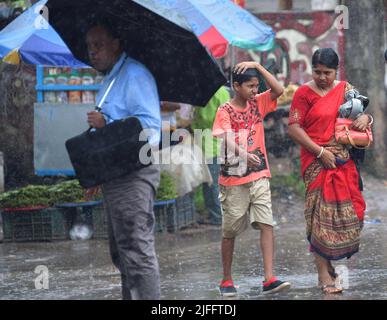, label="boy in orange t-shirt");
[213,61,291,296]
